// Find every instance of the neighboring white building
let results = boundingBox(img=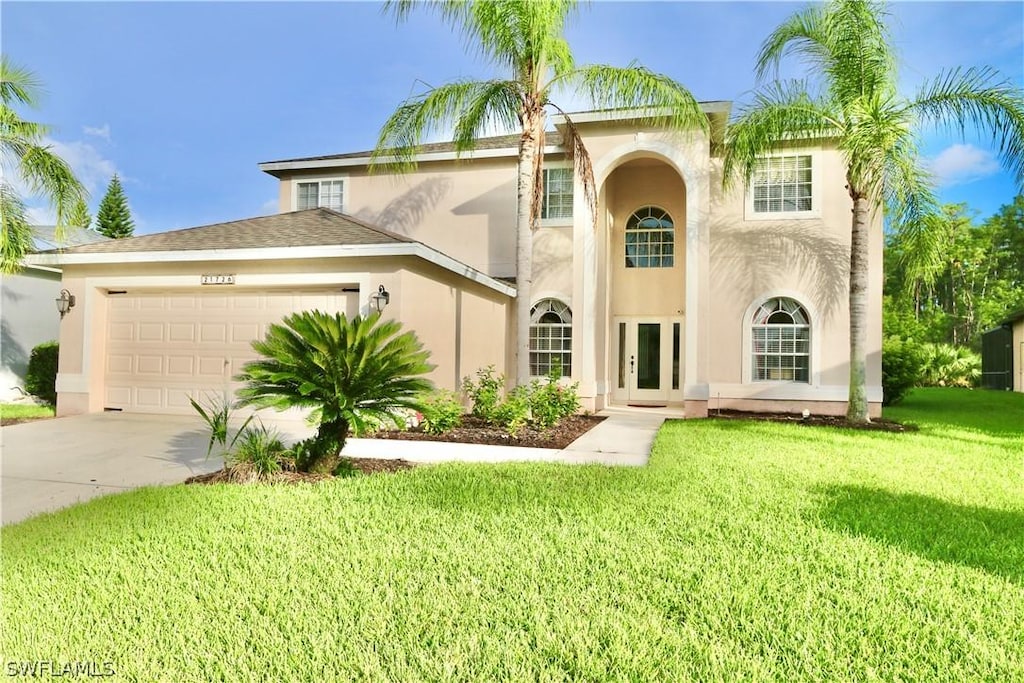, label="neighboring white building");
[1,227,109,401]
